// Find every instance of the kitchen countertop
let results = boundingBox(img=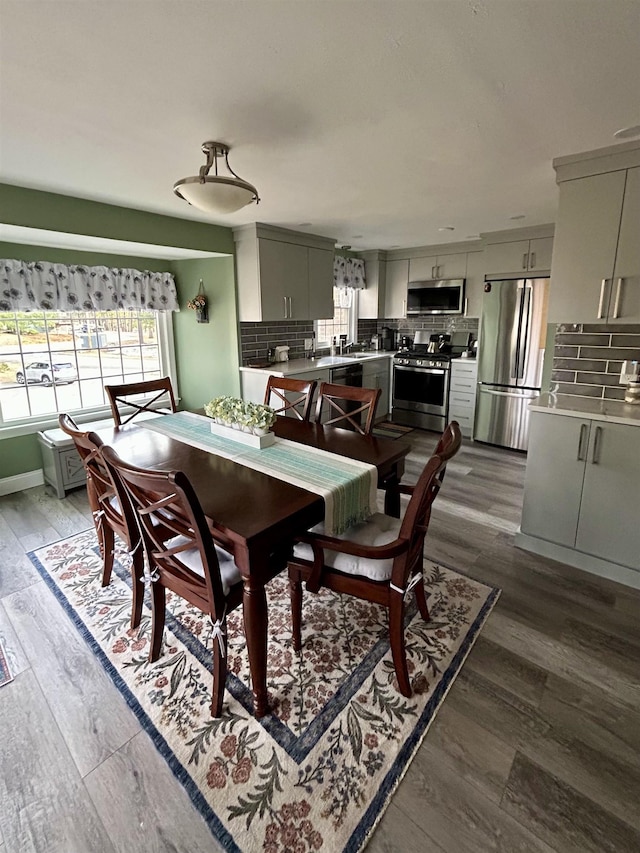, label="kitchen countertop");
[530,393,640,426]
[239,352,395,376]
